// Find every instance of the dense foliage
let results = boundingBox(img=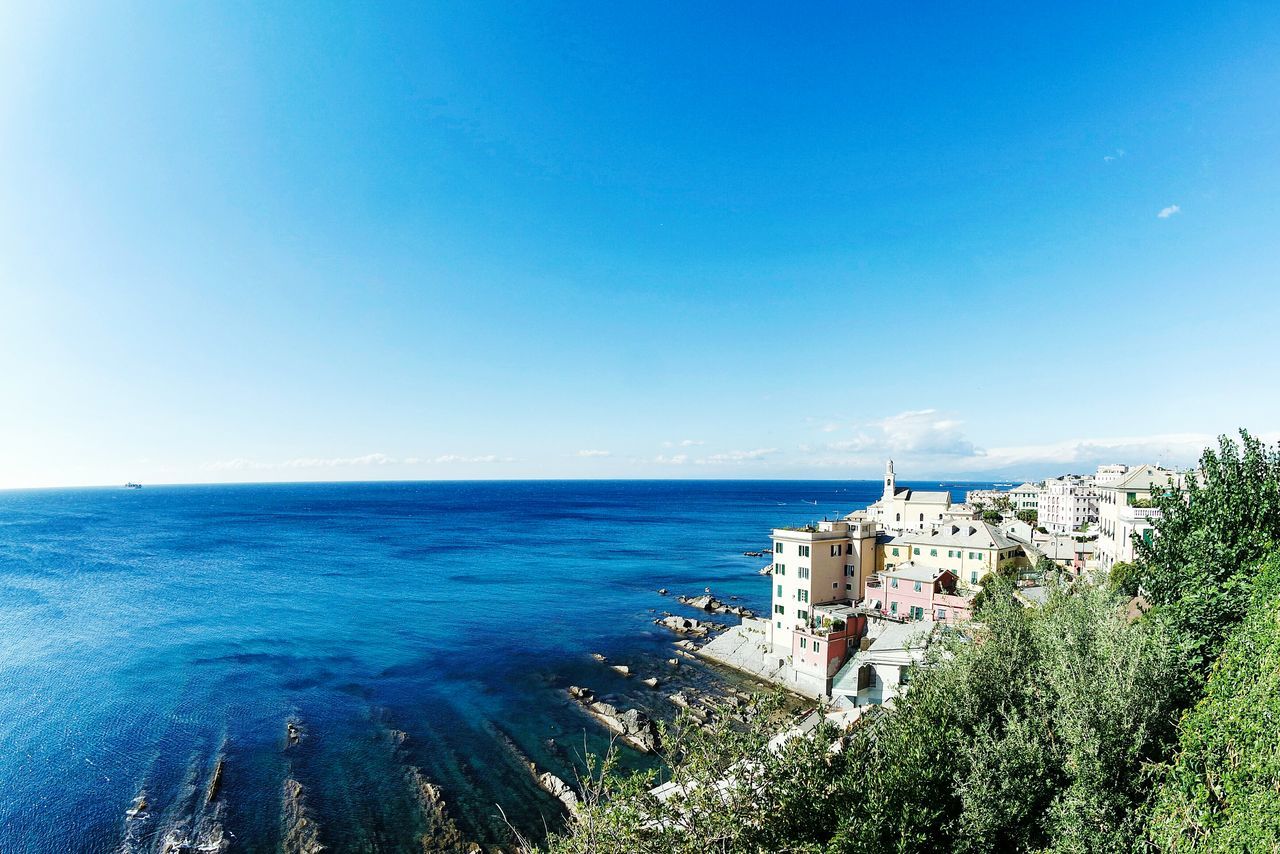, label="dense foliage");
[1148,553,1280,850]
[1137,430,1280,702]
[545,583,1177,853]
[543,431,1280,853]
